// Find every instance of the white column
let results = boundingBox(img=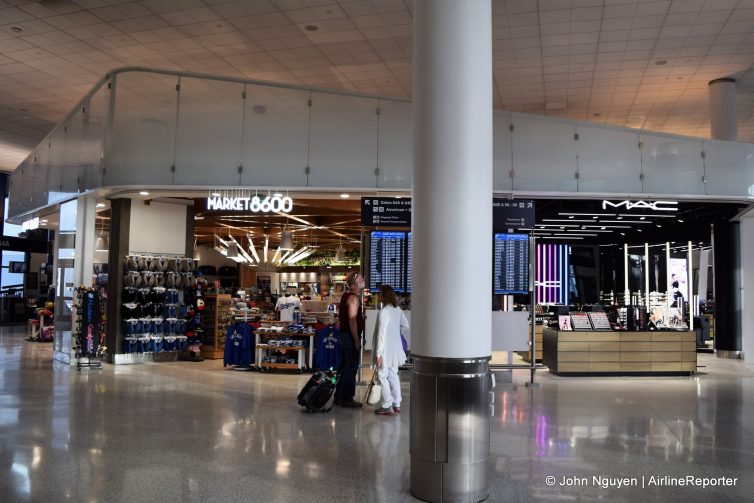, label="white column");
[73,194,97,288]
[412,0,492,358]
[411,3,493,501]
[709,78,737,141]
[740,212,754,362]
